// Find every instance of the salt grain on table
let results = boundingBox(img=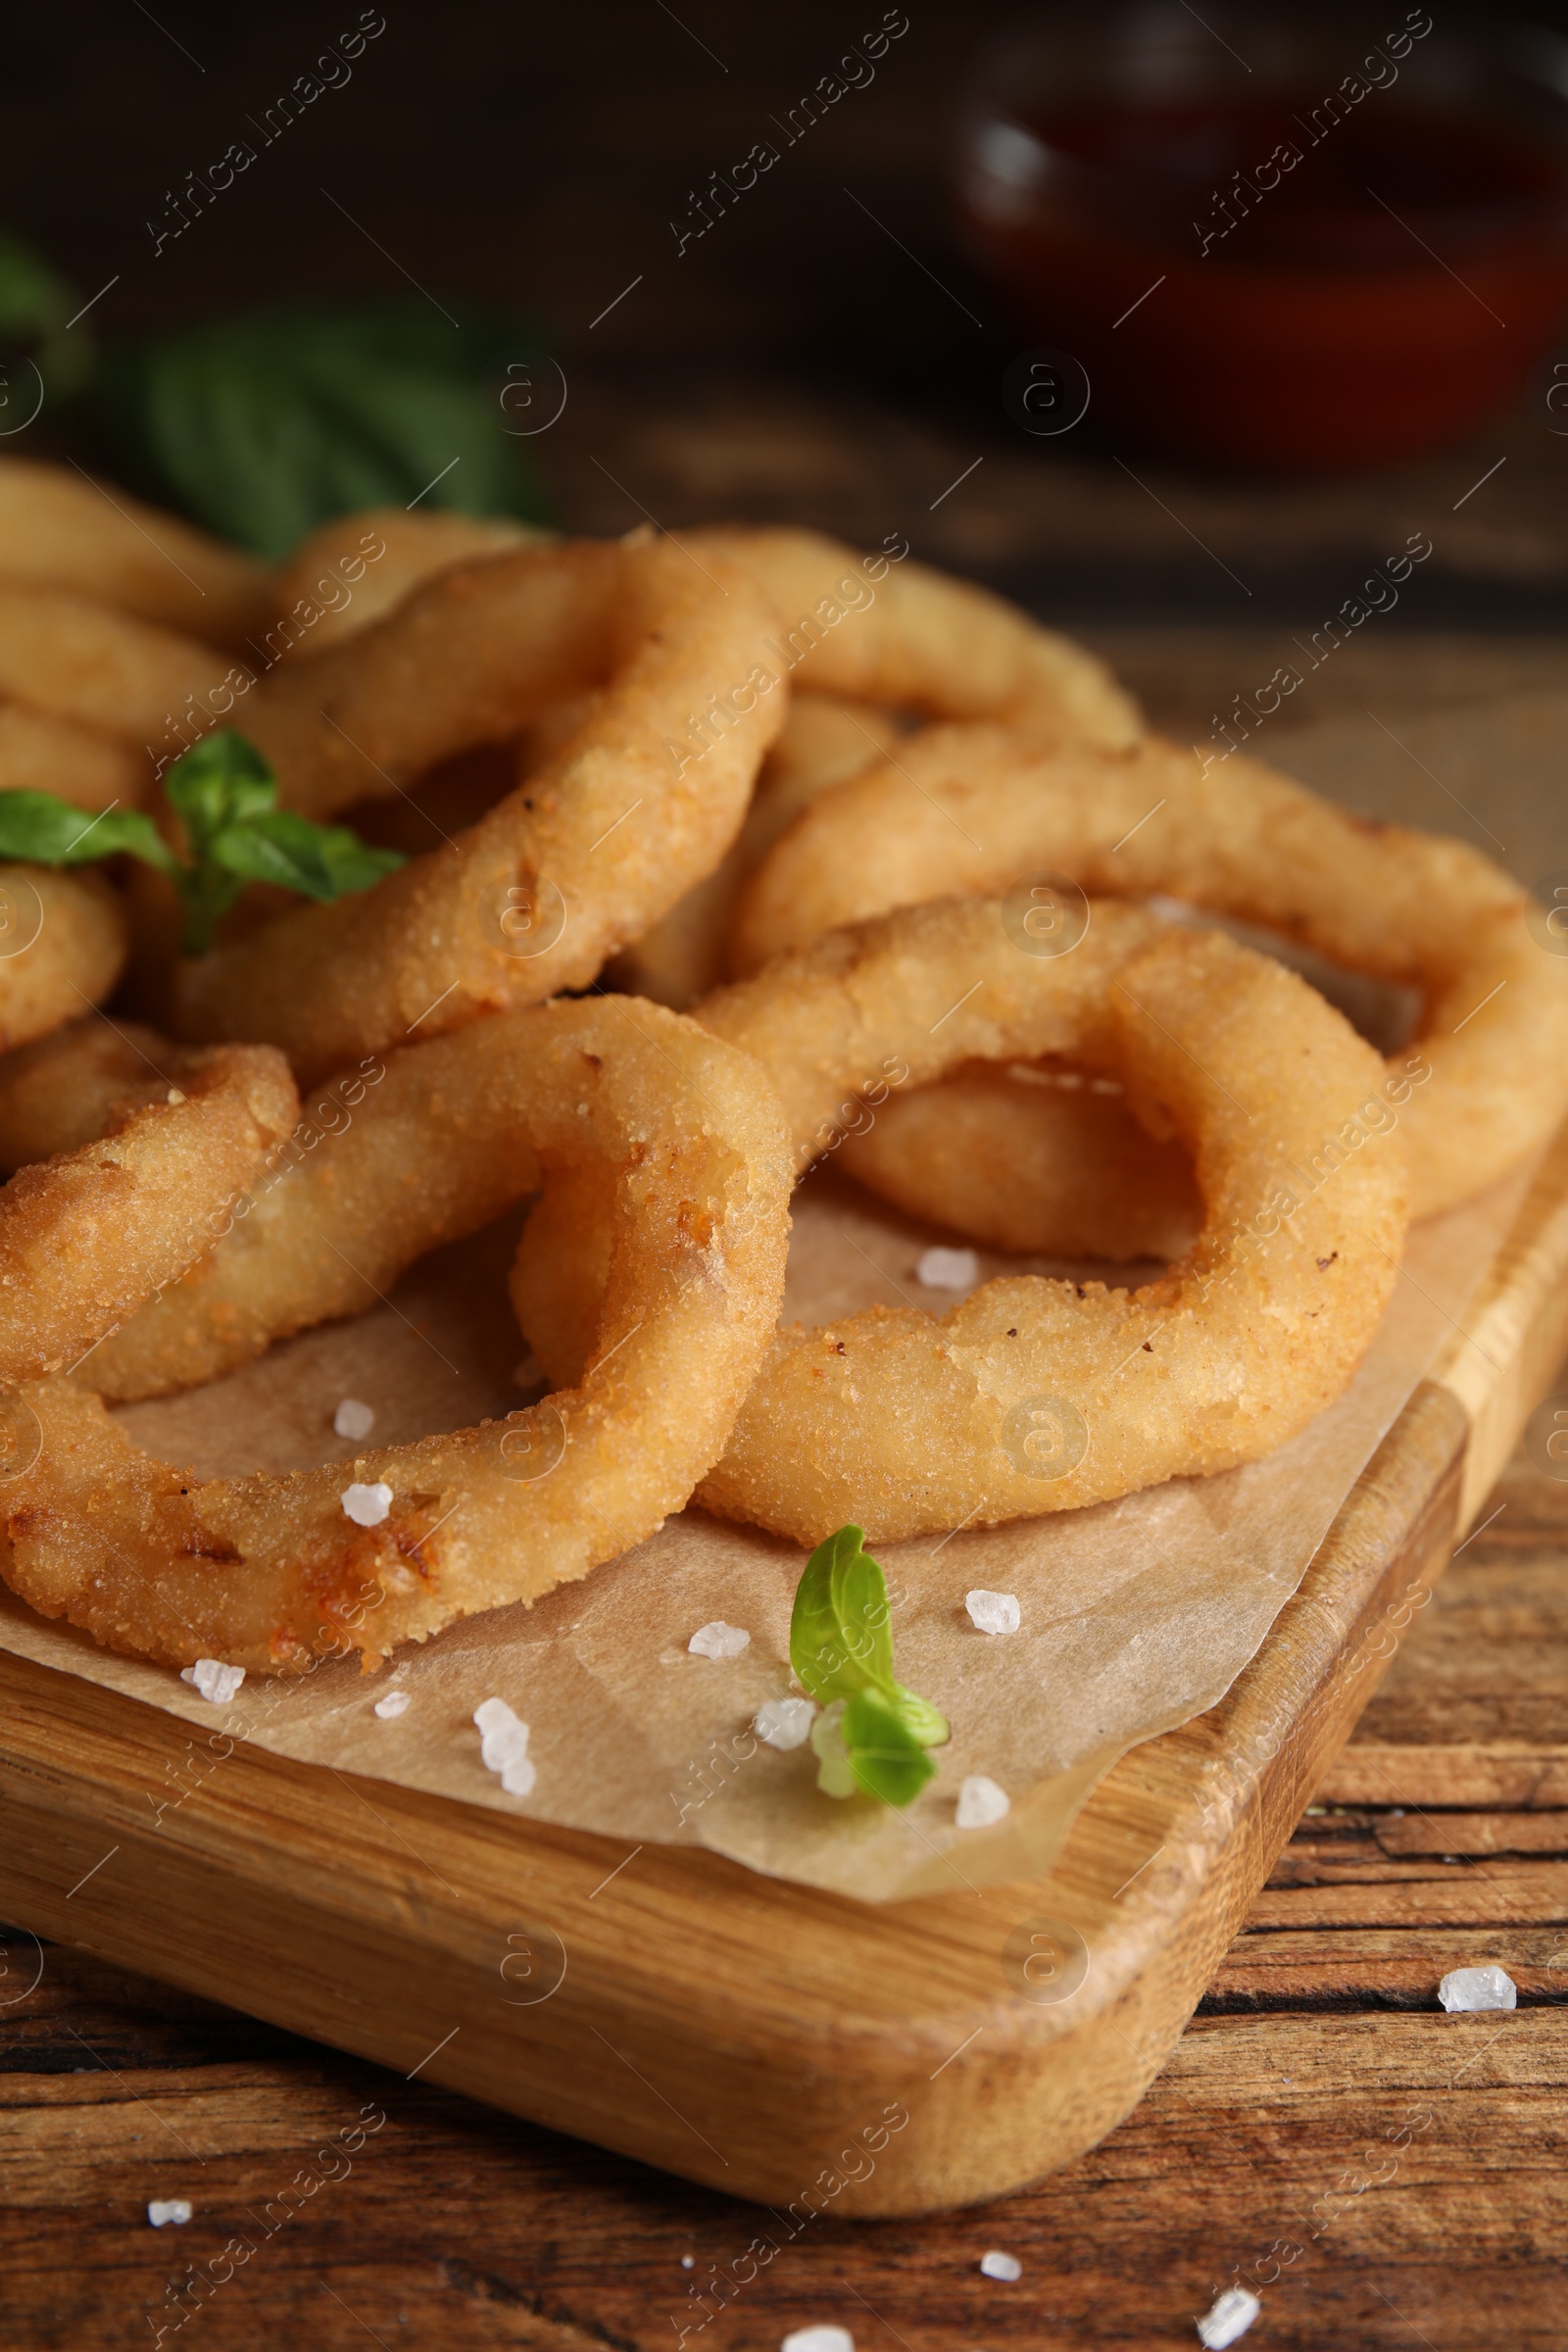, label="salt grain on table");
[965,1588,1021,1635]
[1197,2284,1260,2347]
[688,1620,751,1659]
[373,1690,411,1721]
[473,1696,535,1797]
[147,2199,192,2227]
[916,1245,978,1291]
[333,1396,375,1440]
[781,2328,854,2352]
[179,1659,245,1704]
[956,1775,1011,1830]
[1439,1963,1517,2012]
[979,2249,1022,2280]
[755,1696,816,1749]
